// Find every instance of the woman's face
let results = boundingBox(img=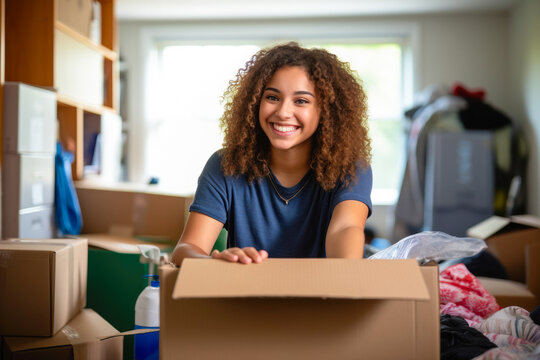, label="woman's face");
[259,66,320,154]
